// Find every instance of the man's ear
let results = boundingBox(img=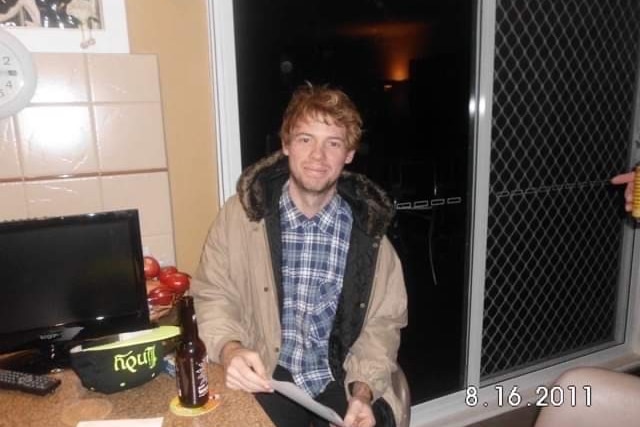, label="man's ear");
[282,141,290,156]
[345,150,355,164]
